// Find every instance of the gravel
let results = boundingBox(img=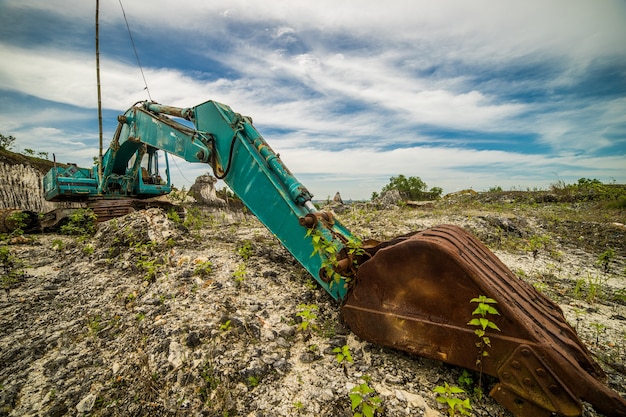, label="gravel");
[1,204,624,417]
